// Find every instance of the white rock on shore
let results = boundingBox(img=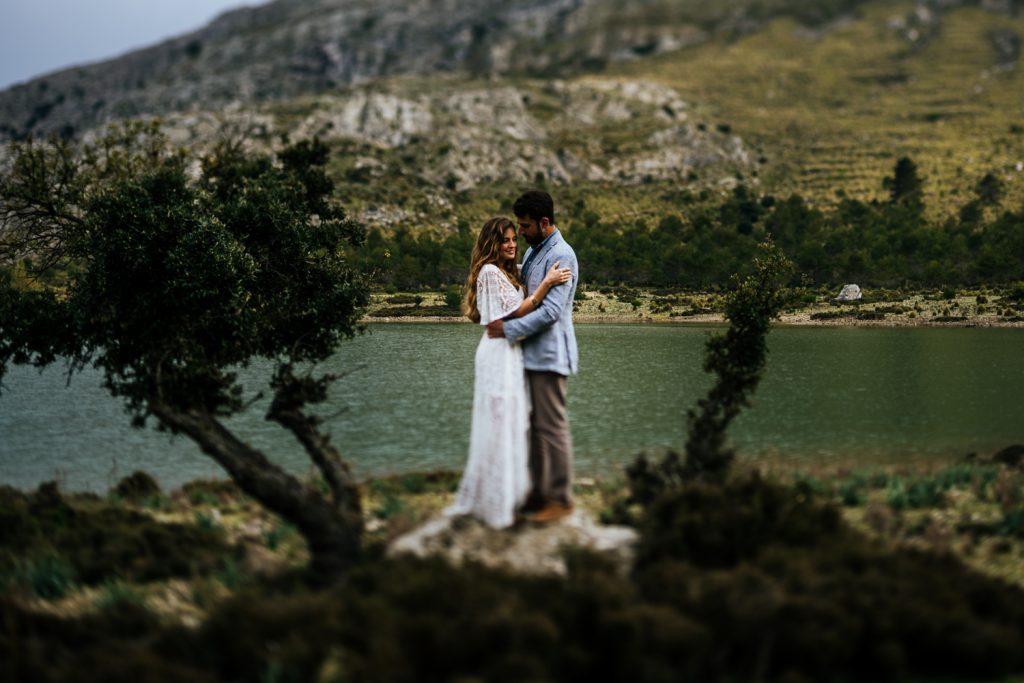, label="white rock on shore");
[836,284,863,301]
